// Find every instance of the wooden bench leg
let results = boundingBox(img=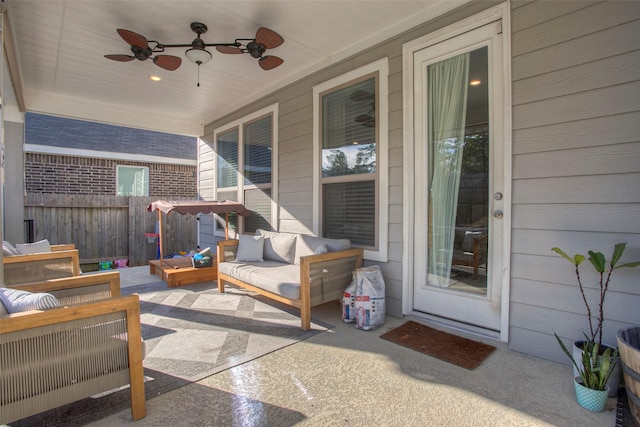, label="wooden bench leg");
[130,372,146,421]
[218,279,225,293]
[300,304,311,331]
